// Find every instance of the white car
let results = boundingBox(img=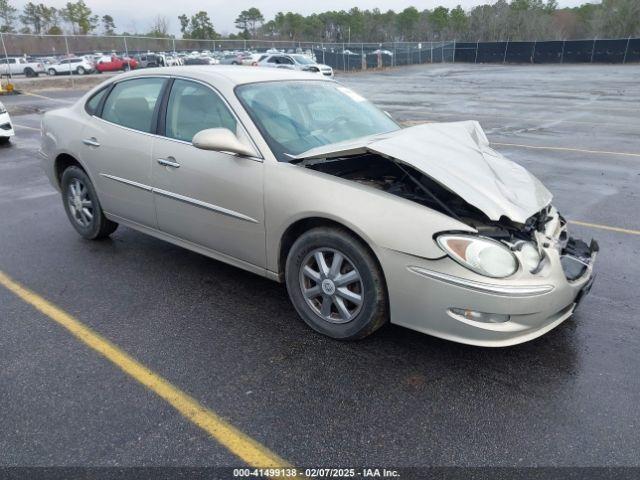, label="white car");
[257,54,334,77]
[47,57,95,76]
[0,101,14,144]
[0,57,45,77]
